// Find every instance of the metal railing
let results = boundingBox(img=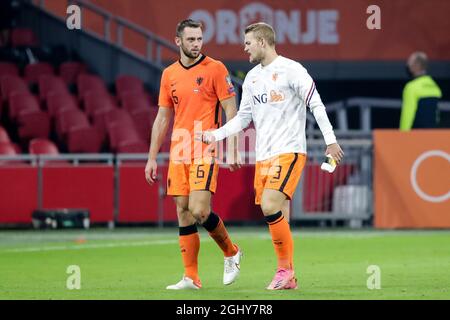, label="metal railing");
[44,0,178,67]
[34,0,243,90]
[1,138,374,228]
[345,97,450,132]
[0,154,114,212]
[304,97,450,133]
[292,139,373,227]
